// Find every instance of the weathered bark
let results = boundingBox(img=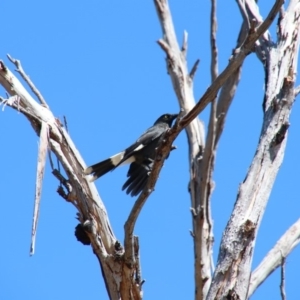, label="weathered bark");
[249,218,300,297]
[0,59,122,299]
[207,1,300,299]
[154,0,286,299]
[0,0,299,299]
